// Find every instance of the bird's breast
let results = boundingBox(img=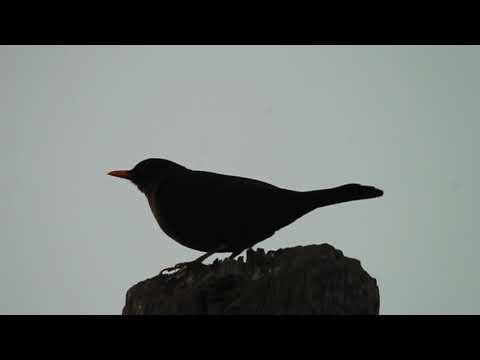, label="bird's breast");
[146,187,186,242]
[147,195,162,227]
[147,189,169,230]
